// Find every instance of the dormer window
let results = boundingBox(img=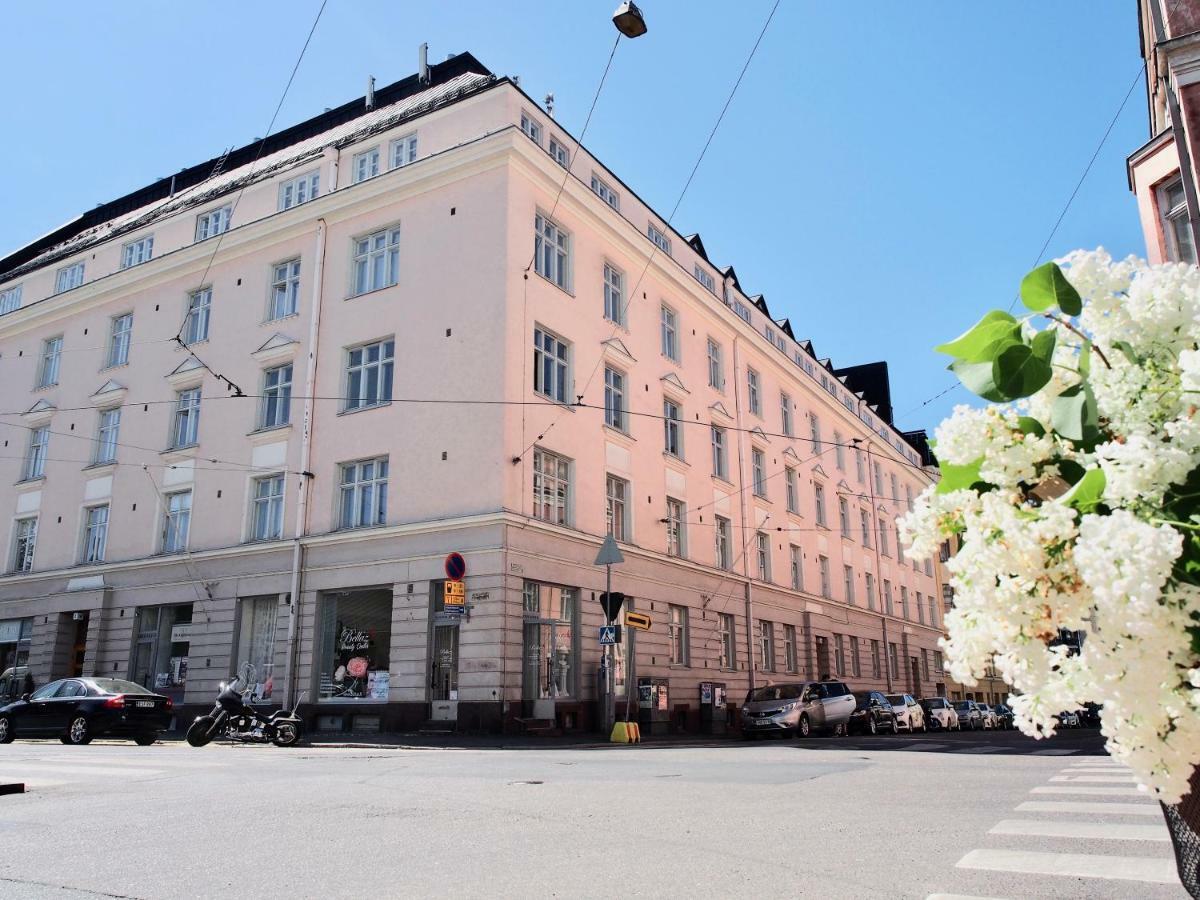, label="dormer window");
[590,174,619,210]
[694,266,715,294]
[648,224,671,255]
